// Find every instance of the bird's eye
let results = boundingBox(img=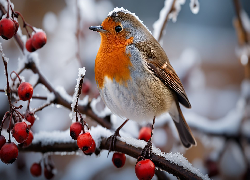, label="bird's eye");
[115,25,122,33]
